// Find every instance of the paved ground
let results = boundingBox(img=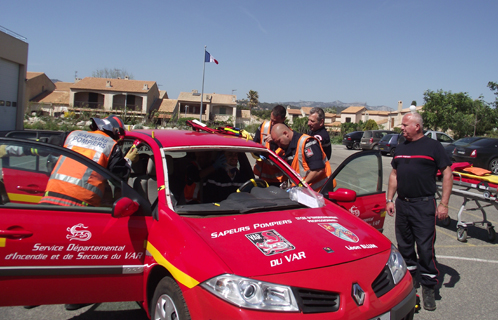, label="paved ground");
[2,145,498,319]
